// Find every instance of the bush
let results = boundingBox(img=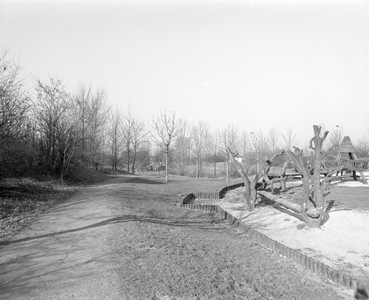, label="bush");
[0,137,35,178]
